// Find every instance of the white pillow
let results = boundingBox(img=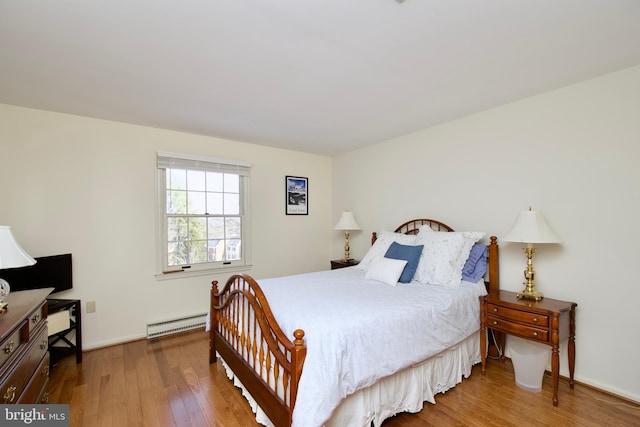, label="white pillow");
[364,256,408,287]
[418,223,435,232]
[356,230,417,271]
[414,228,484,287]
